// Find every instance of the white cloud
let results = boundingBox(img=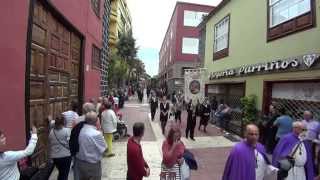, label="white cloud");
[127,0,223,75]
